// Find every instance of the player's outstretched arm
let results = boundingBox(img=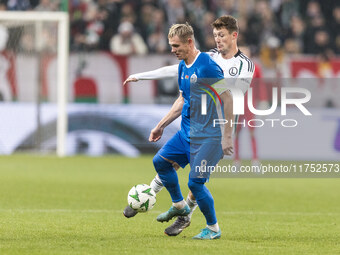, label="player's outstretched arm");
[149,93,184,142]
[123,77,138,85]
[123,64,179,86]
[220,91,234,156]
